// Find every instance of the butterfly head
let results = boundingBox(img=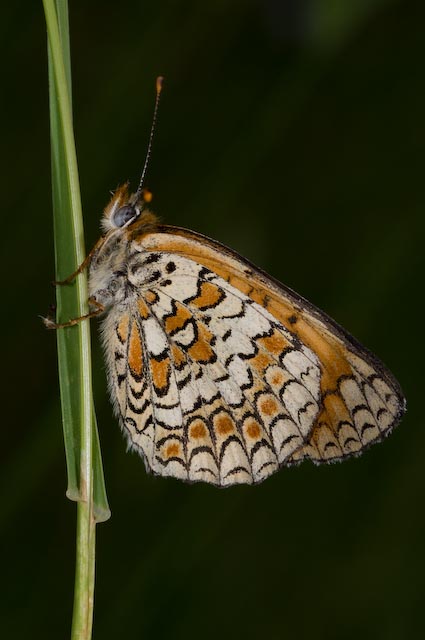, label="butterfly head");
[101,183,155,232]
[111,203,139,228]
